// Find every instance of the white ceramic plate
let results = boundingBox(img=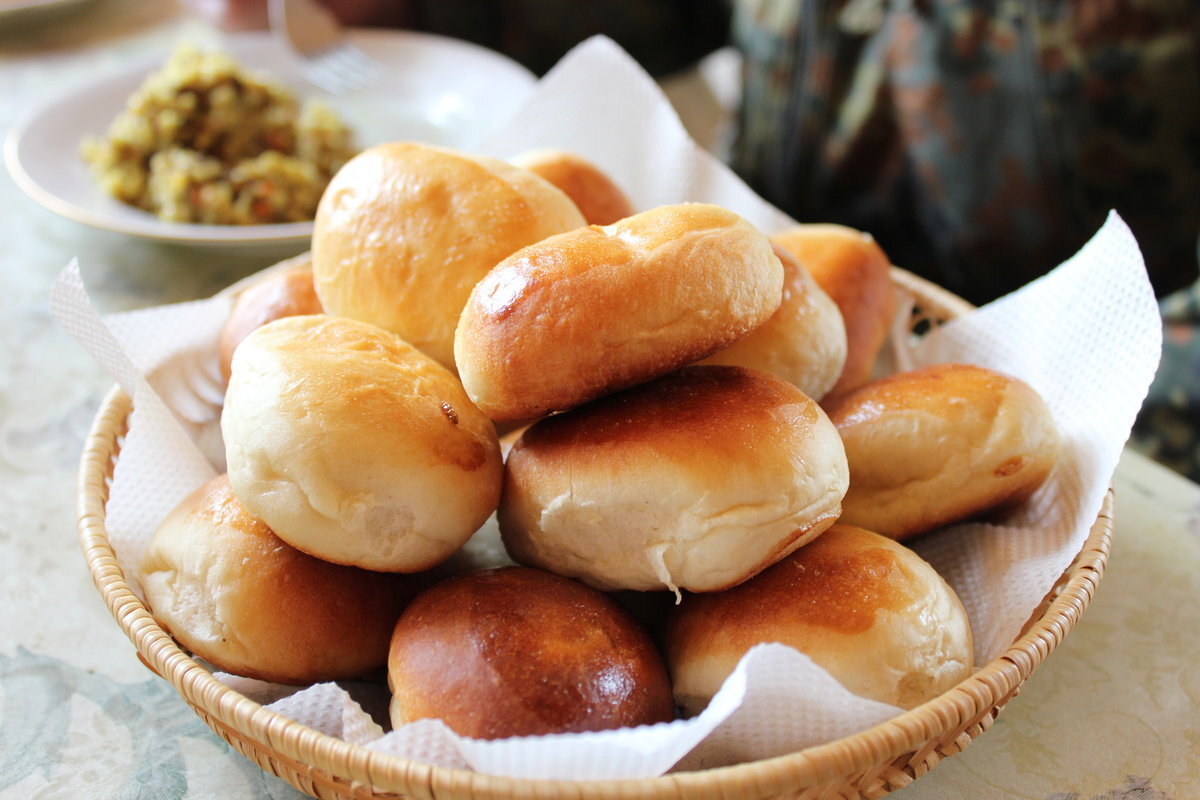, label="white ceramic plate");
[4,30,537,246]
